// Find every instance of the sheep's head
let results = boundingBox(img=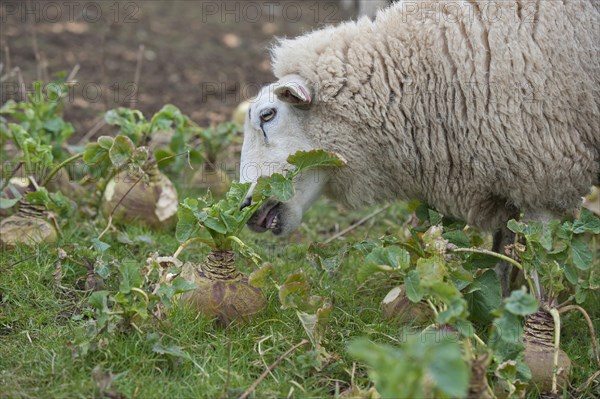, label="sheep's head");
[240,75,328,235]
